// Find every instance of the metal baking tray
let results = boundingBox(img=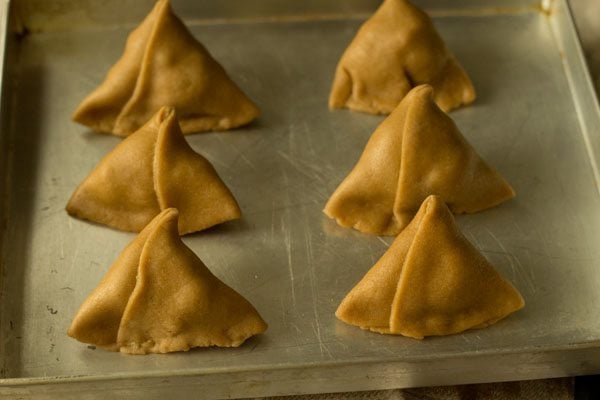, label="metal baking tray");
[1,0,600,398]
